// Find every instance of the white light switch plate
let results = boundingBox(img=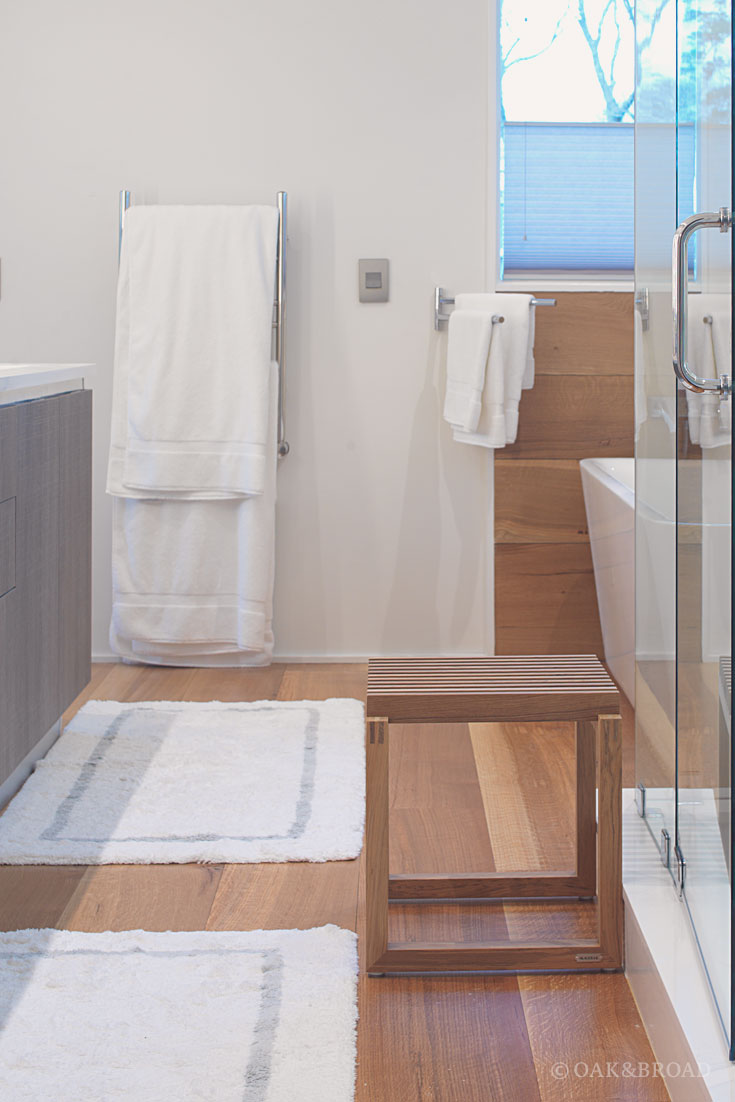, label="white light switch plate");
[358,259,389,303]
